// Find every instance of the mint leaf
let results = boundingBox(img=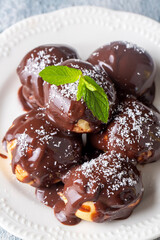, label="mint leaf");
[77,77,85,101]
[83,78,97,92]
[83,75,107,97]
[84,88,109,123]
[78,77,109,123]
[77,75,109,123]
[39,65,110,123]
[39,65,82,86]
